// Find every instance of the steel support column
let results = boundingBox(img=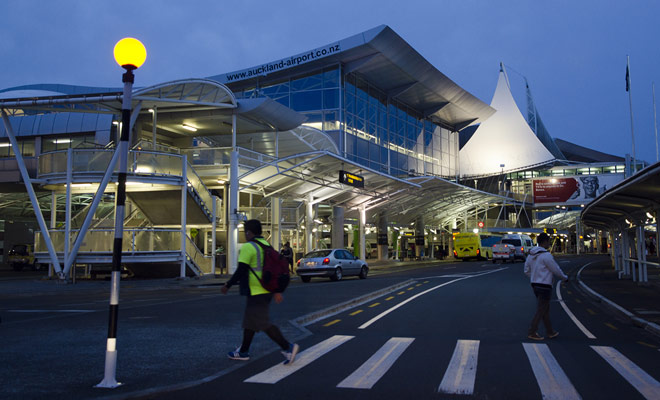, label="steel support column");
[1,109,63,278]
